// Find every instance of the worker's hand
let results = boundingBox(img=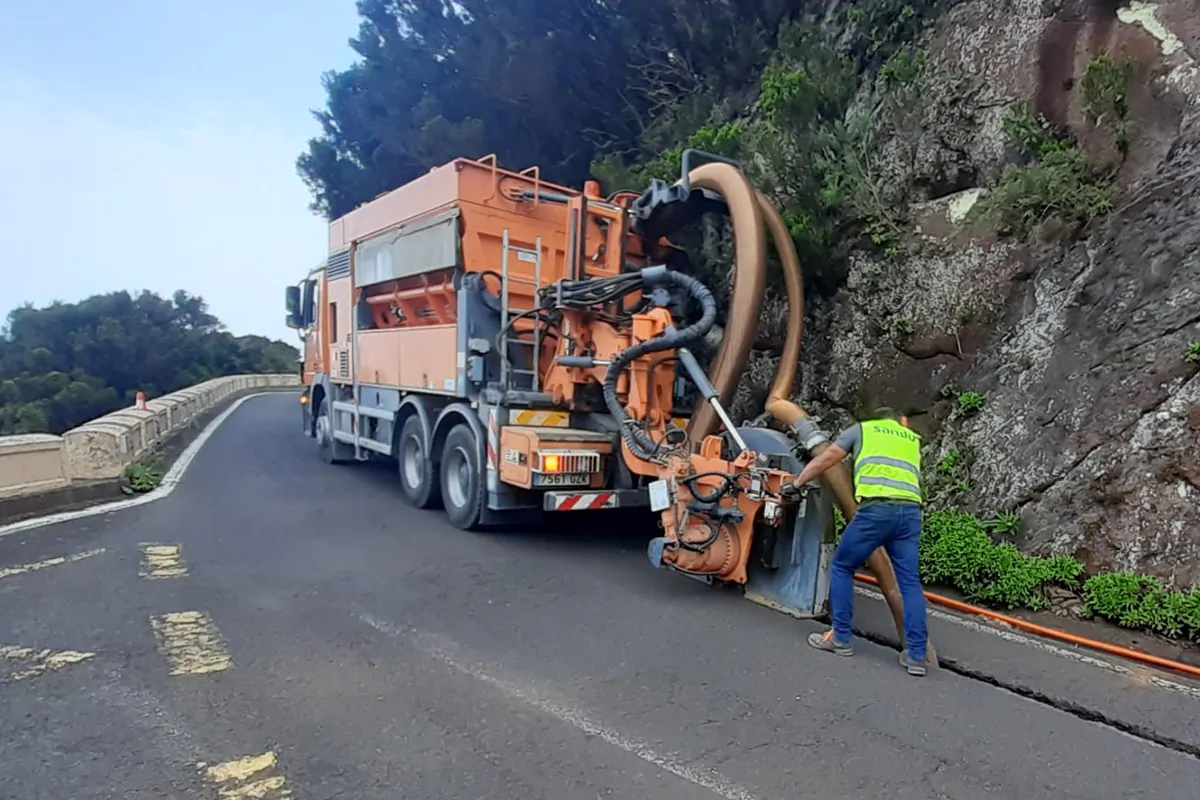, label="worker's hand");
[781,480,805,500]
